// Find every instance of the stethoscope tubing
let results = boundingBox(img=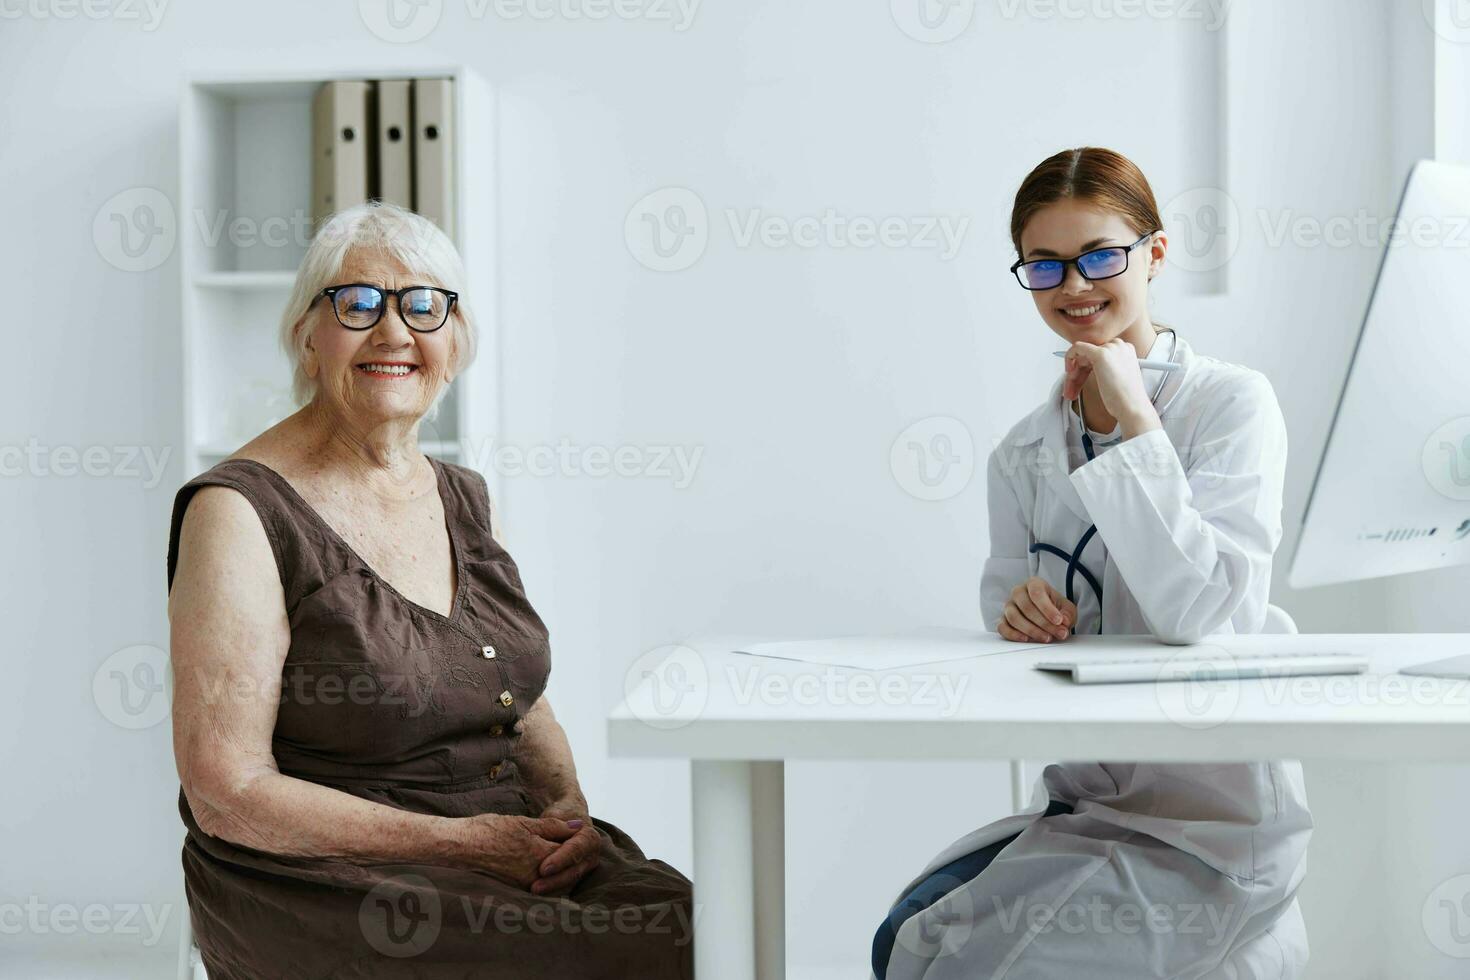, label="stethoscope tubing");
[1028,328,1180,635]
